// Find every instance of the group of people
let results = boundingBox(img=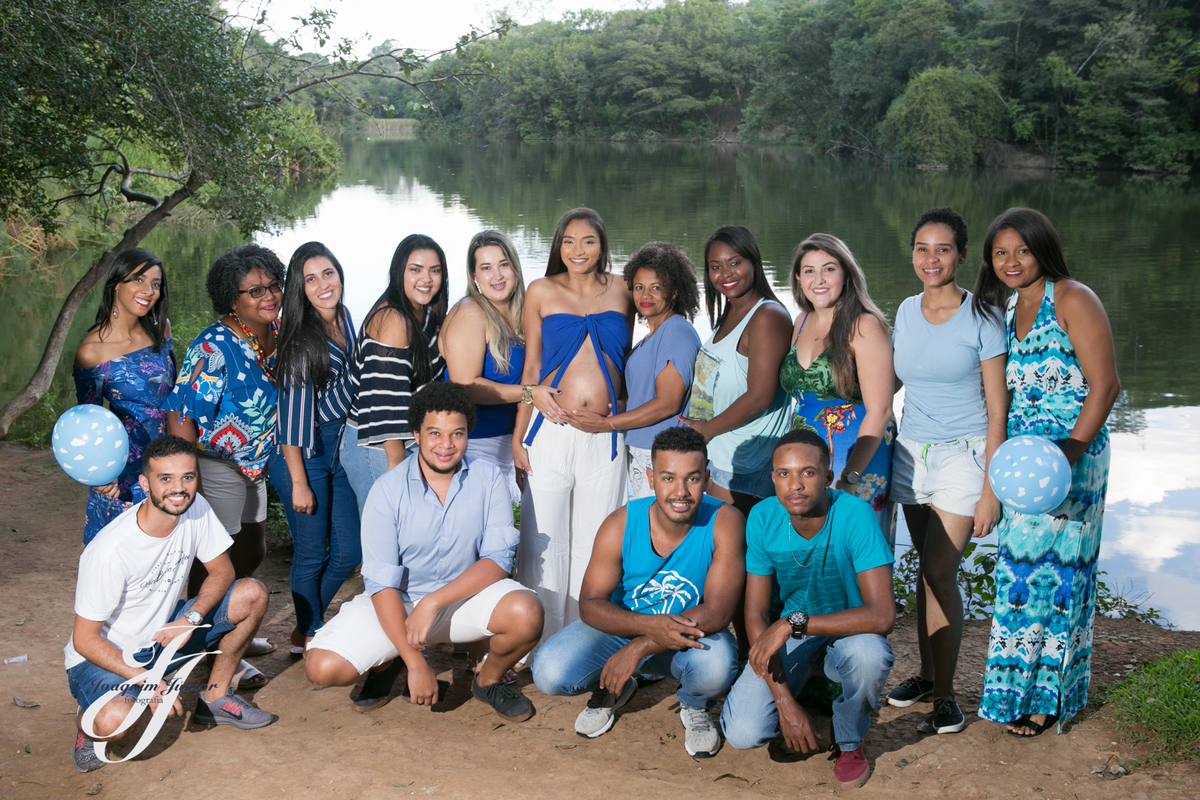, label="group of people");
[63,204,1119,789]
